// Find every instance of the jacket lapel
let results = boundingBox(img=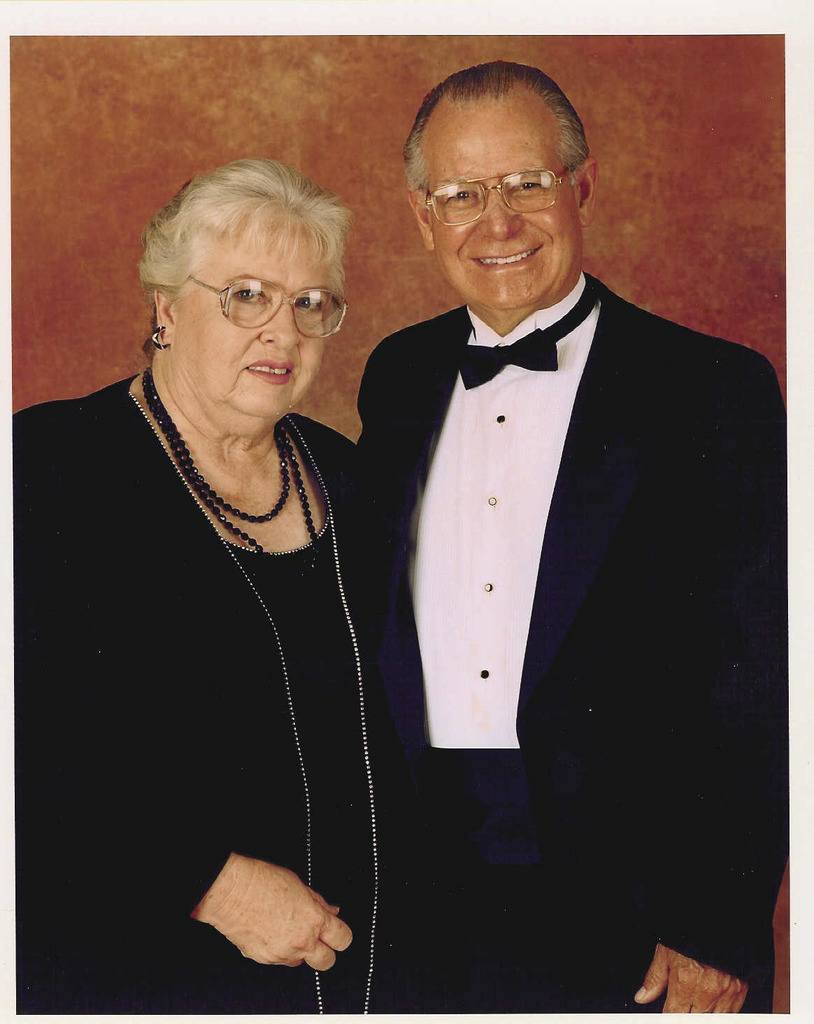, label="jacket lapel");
[387,305,473,523]
[518,281,642,713]
[378,307,472,760]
